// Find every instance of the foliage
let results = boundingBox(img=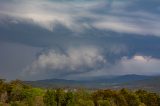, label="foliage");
[0,79,160,106]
